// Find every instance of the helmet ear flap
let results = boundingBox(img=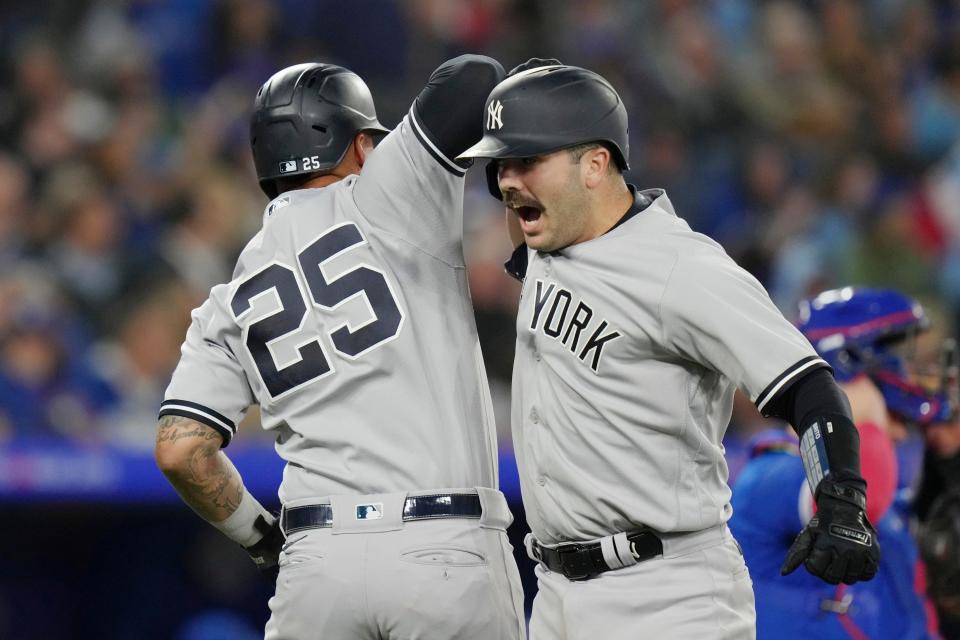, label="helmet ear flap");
[485,160,502,200]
